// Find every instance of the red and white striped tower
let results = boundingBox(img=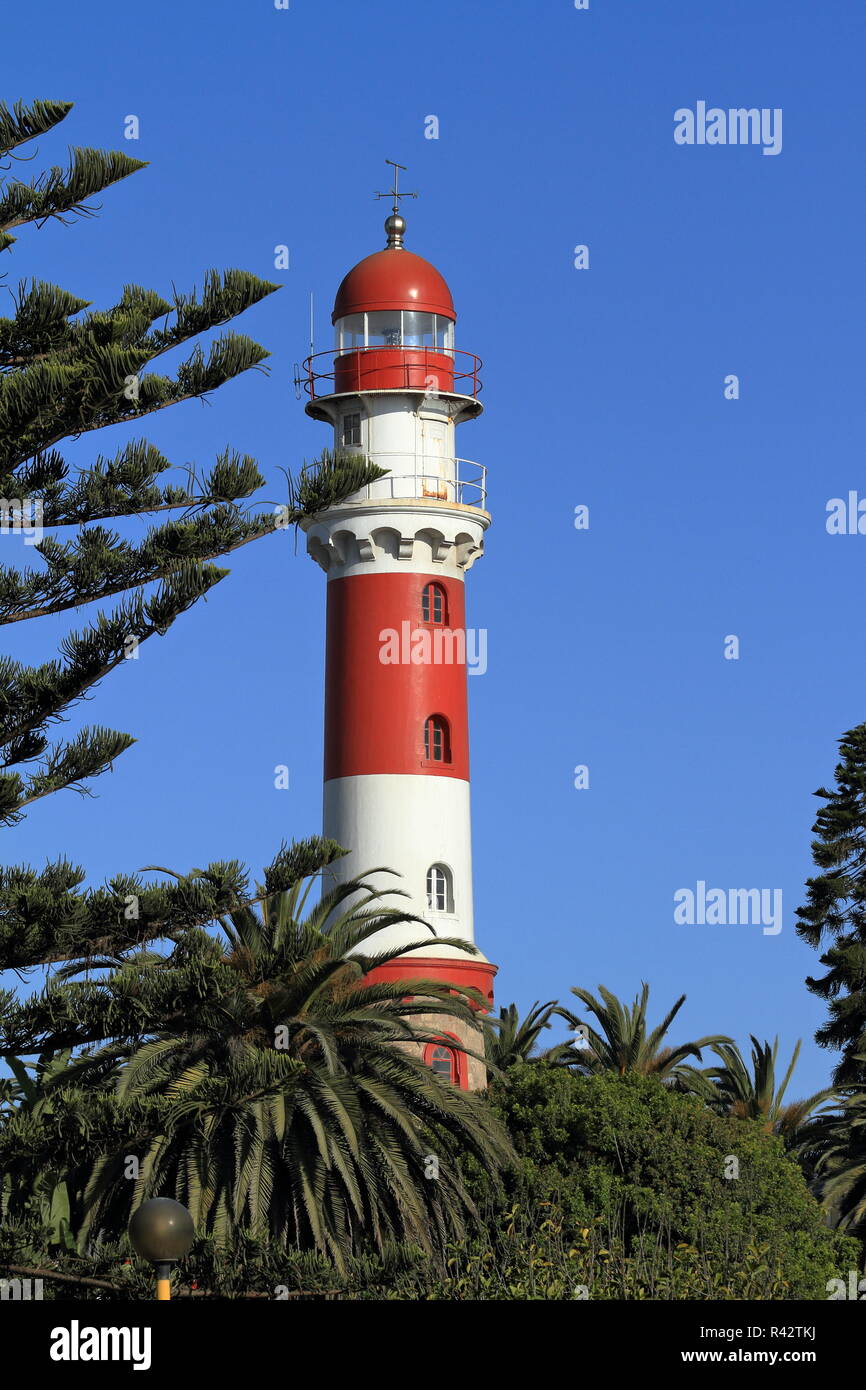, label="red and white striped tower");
[300,172,496,1089]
